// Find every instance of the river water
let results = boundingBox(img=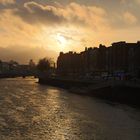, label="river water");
[0,78,140,140]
